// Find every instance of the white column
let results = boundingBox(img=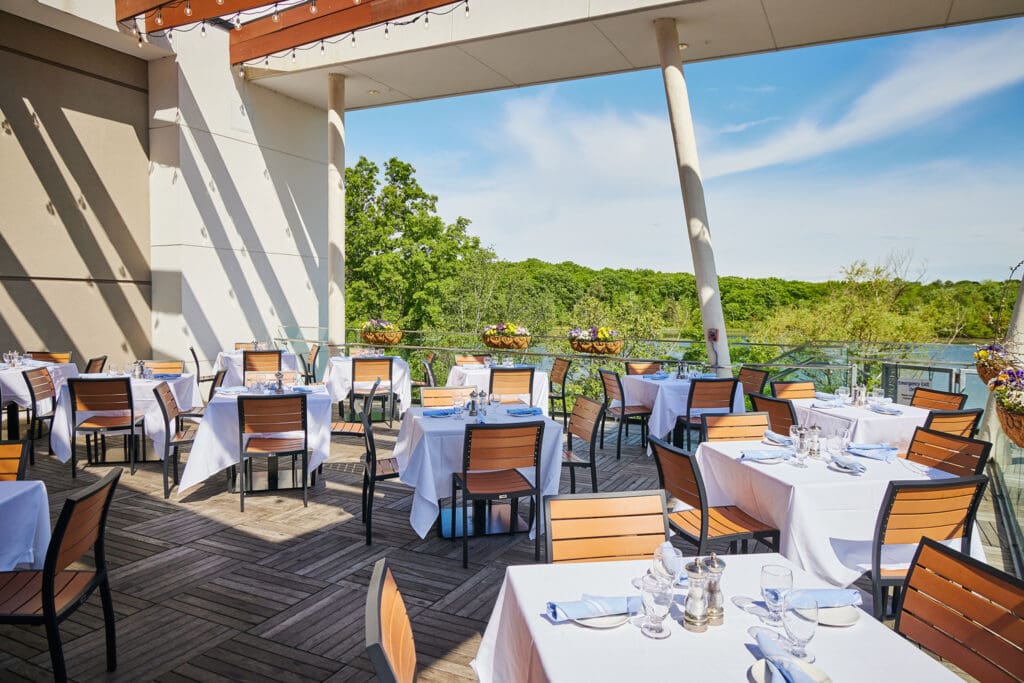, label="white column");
[654,18,732,376]
[979,268,1024,461]
[327,74,346,350]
